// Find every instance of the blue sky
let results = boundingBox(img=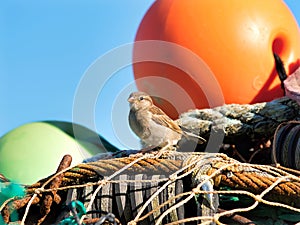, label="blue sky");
[1,1,300,150]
